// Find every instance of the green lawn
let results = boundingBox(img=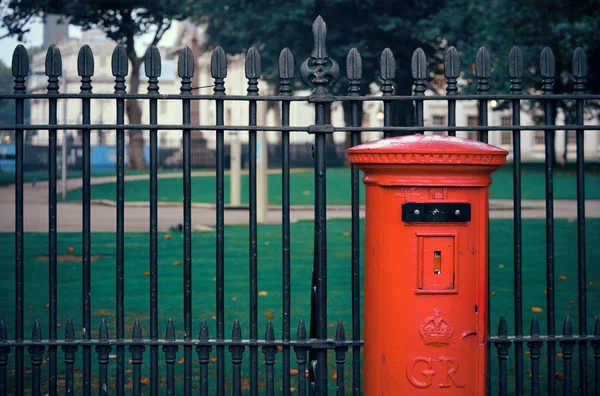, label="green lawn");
[59,163,600,205]
[0,169,170,187]
[0,218,599,393]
